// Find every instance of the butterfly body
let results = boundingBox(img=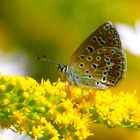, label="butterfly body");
[59,22,126,89]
